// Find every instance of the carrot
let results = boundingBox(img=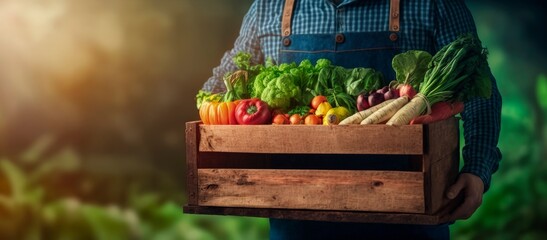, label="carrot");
[409,101,464,124]
[339,99,396,125]
[361,96,409,125]
[385,93,428,126]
